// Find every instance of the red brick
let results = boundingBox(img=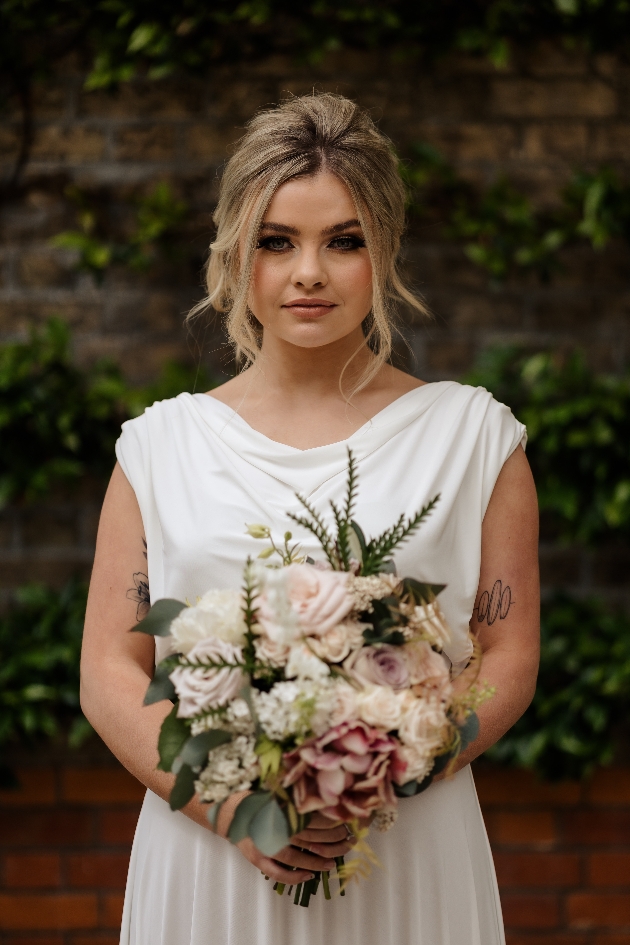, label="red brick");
[0,810,93,846]
[475,768,581,807]
[71,937,119,945]
[589,853,630,887]
[98,809,141,844]
[568,894,630,929]
[587,769,630,805]
[563,812,630,845]
[101,893,124,928]
[0,893,98,930]
[487,812,557,847]
[0,769,57,806]
[506,936,587,945]
[61,769,145,804]
[494,852,580,888]
[3,853,61,888]
[502,893,560,929]
[0,937,64,945]
[594,936,630,945]
[67,853,129,888]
